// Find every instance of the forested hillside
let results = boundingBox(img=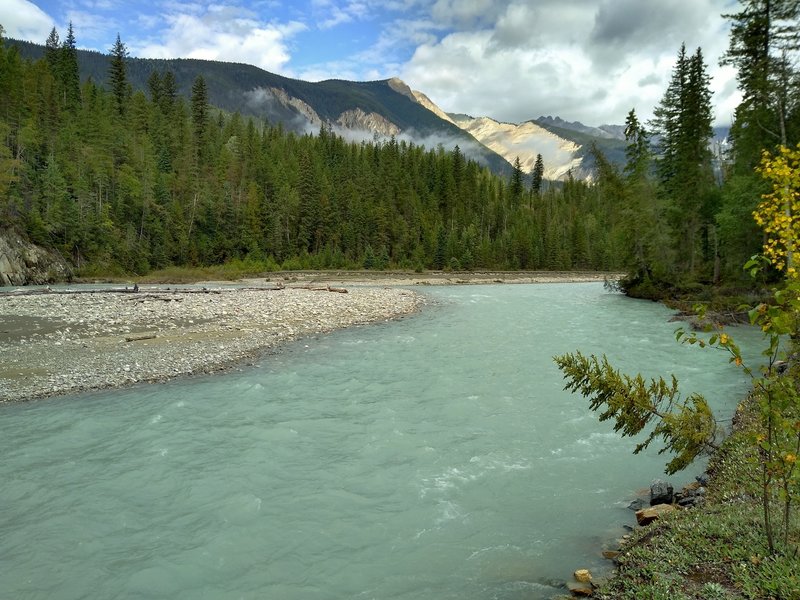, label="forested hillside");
[6,37,514,175]
[0,27,625,276]
[1,0,798,287]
